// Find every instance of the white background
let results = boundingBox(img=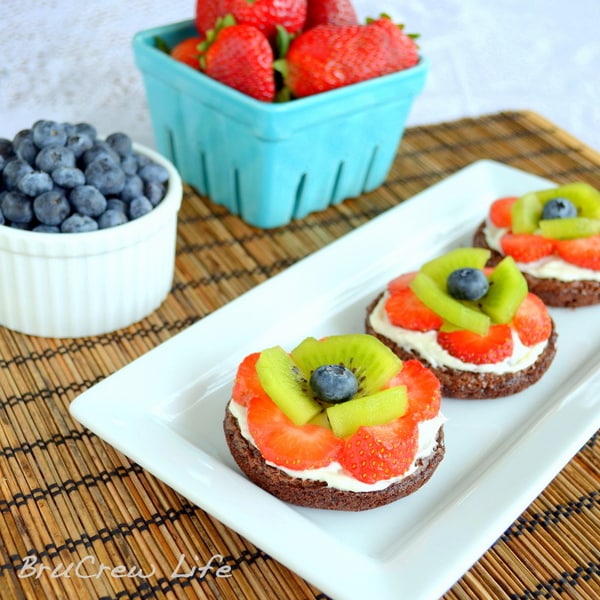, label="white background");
[1,1,599,151]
